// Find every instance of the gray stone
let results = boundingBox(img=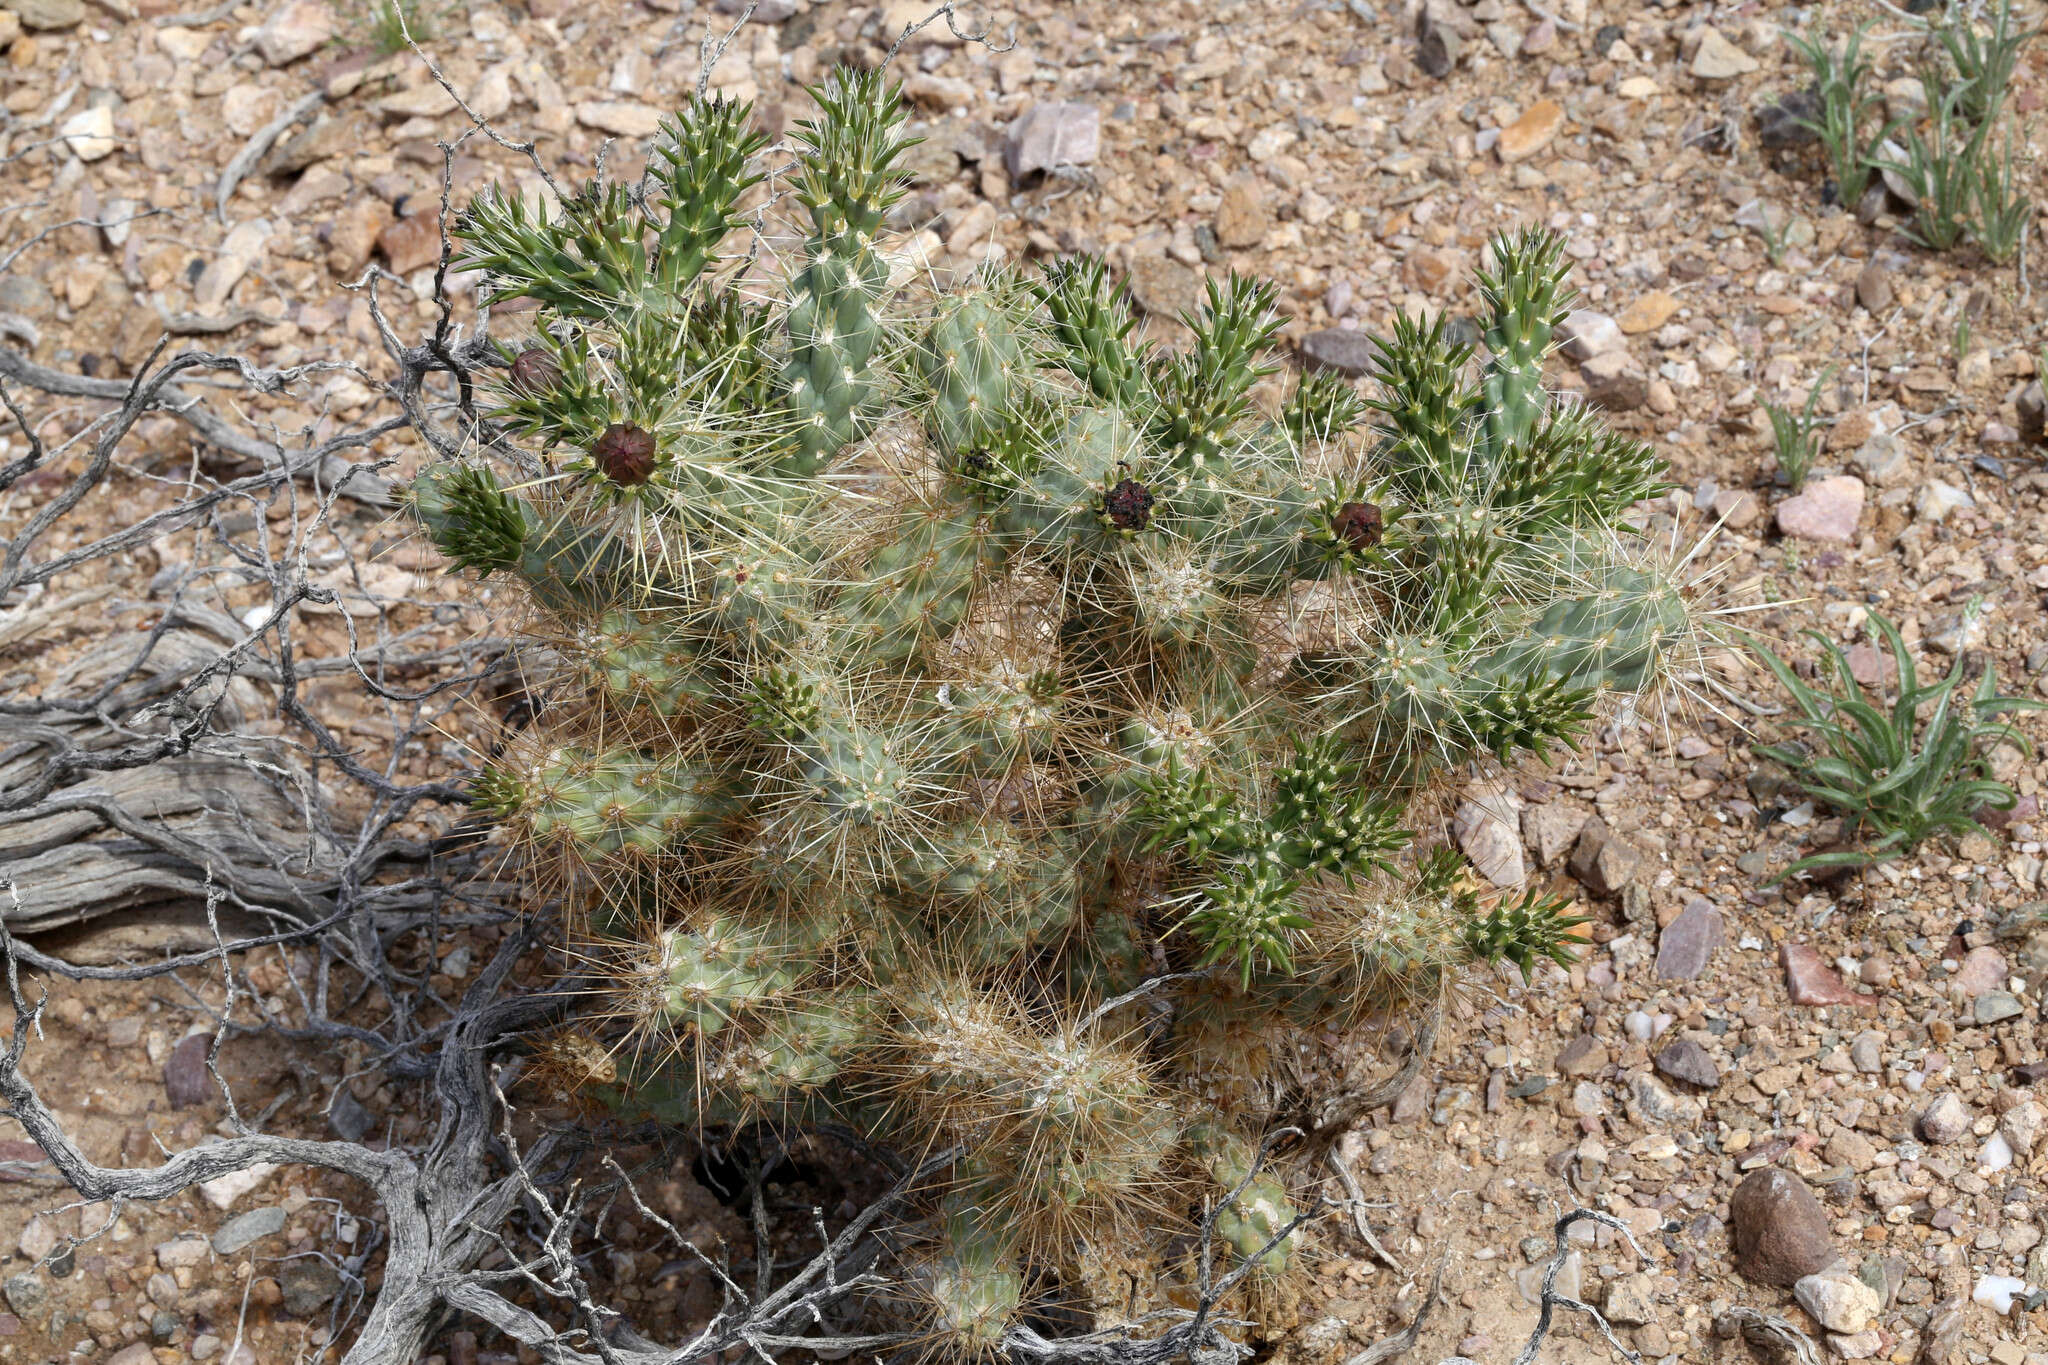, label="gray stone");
[1567,818,1642,898]
[156,1235,210,1269]
[253,0,335,66]
[1603,1272,1658,1326]
[1,1273,45,1316]
[280,1260,344,1317]
[0,275,54,318]
[1849,1031,1883,1074]
[1301,328,1379,377]
[164,1034,214,1109]
[1515,1250,1580,1306]
[1973,990,2023,1025]
[1794,1266,1880,1334]
[1521,802,1586,868]
[1557,309,1624,361]
[1555,1034,1607,1078]
[1454,794,1525,888]
[1850,432,1912,487]
[328,1087,376,1142]
[1692,27,1759,78]
[2017,380,2044,446]
[1653,1037,1721,1089]
[714,0,796,15]
[15,1217,53,1262]
[1579,350,1649,411]
[1655,898,1722,979]
[1999,1100,2045,1156]
[1124,256,1202,320]
[1914,479,1974,525]
[1730,1168,1837,1286]
[1630,1071,1702,1127]
[1,0,84,30]
[211,1206,286,1255]
[1915,1092,1969,1145]
[1416,6,1463,77]
[1921,1299,1966,1365]
[151,1310,181,1343]
[1003,102,1100,180]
